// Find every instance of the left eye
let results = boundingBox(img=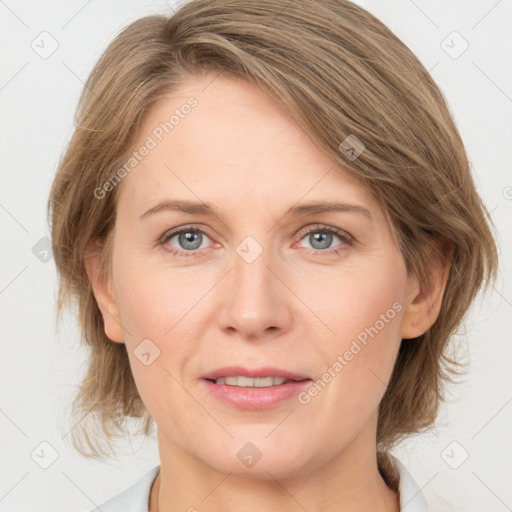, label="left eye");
[299,229,343,251]
[163,228,210,253]
[295,225,352,255]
